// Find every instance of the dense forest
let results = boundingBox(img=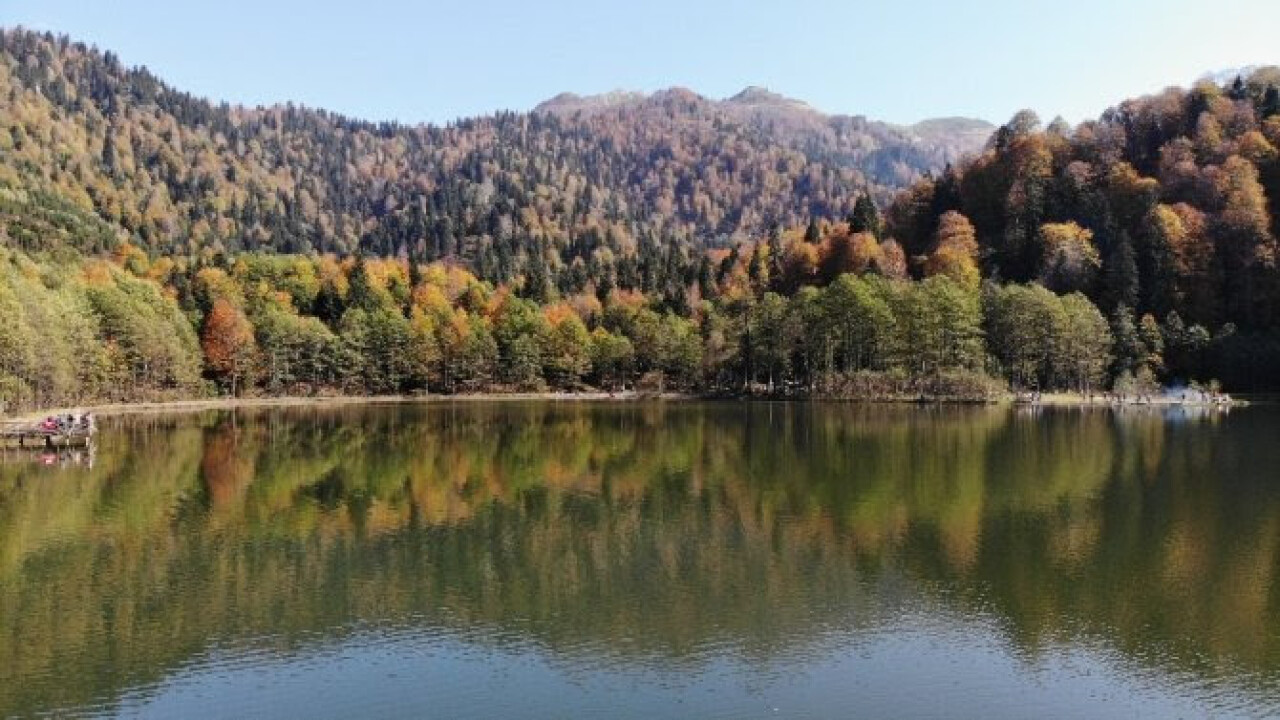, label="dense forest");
[889,70,1280,388]
[0,238,1173,409]
[0,27,1278,410]
[0,28,984,271]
